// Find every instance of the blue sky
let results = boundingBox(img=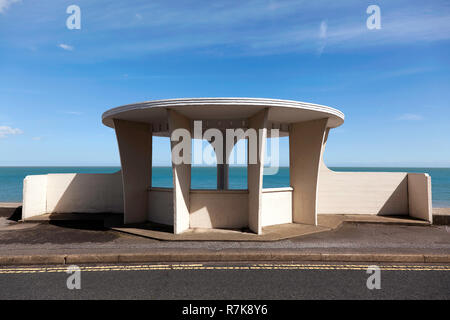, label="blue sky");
[0,0,449,167]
